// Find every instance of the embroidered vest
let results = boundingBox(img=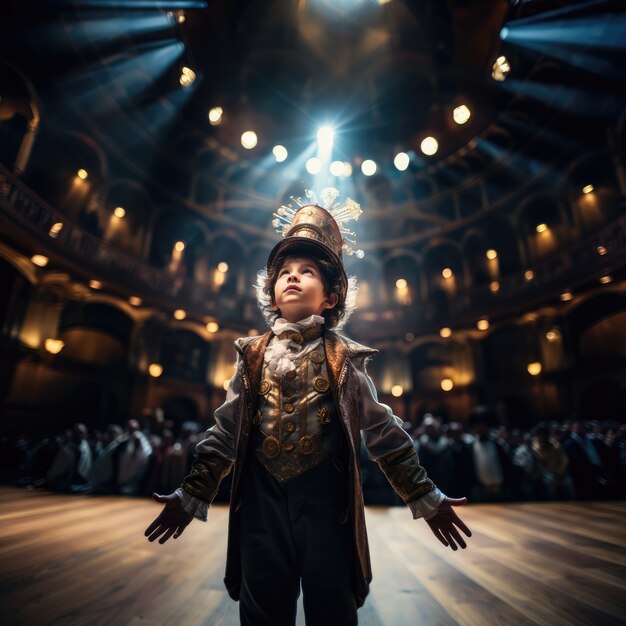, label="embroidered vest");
[253,341,339,482]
